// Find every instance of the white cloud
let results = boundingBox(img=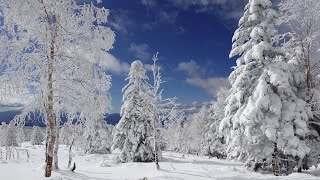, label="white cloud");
[171,0,247,20]
[108,12,133,35]
[99,52,130,75]
[141,0,157,8]
[177,60,202,76]
[129,43,151,61]
[186,77,230,96]
[77,47,129,75]
[177,60,229,96]
[144,64,154,71]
